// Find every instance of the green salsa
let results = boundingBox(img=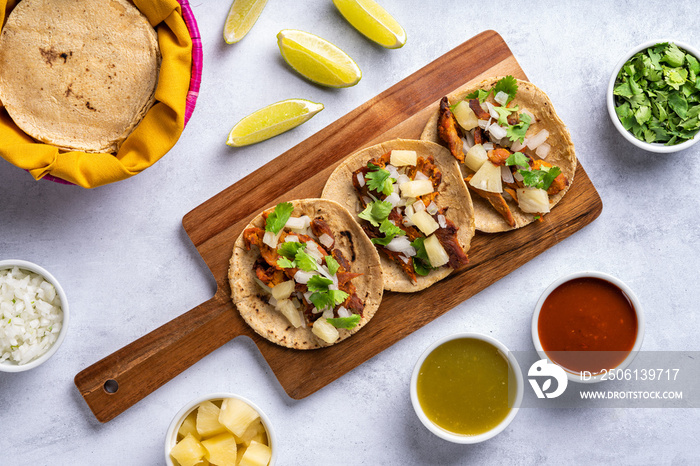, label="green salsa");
[416,338,513,436]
